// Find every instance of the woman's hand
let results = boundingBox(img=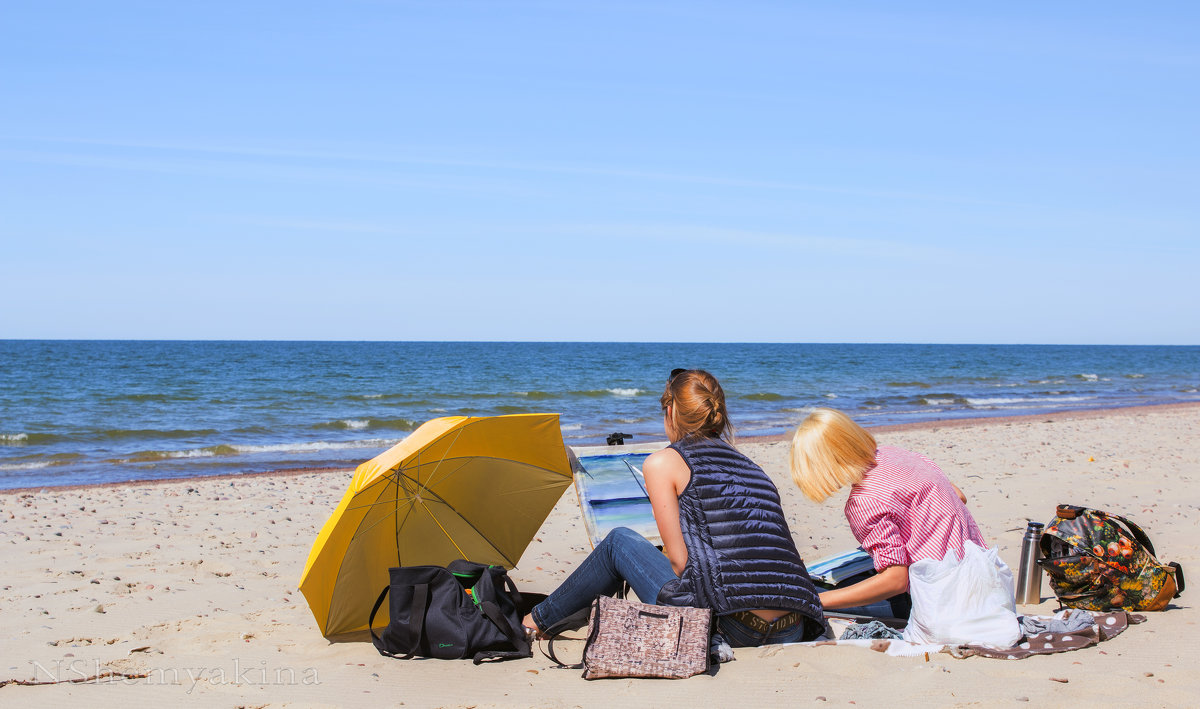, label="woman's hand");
[818,564,910,610]
[642,447,691,576]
